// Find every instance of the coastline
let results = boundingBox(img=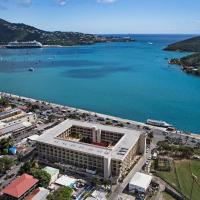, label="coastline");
[1,91,200,140]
